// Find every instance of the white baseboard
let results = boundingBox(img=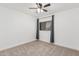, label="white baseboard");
[0,39,36,51]
[54,43,79,51]
[38,40,79,51]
